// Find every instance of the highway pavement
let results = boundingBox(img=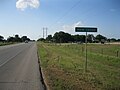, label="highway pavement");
[0,42,44,90]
